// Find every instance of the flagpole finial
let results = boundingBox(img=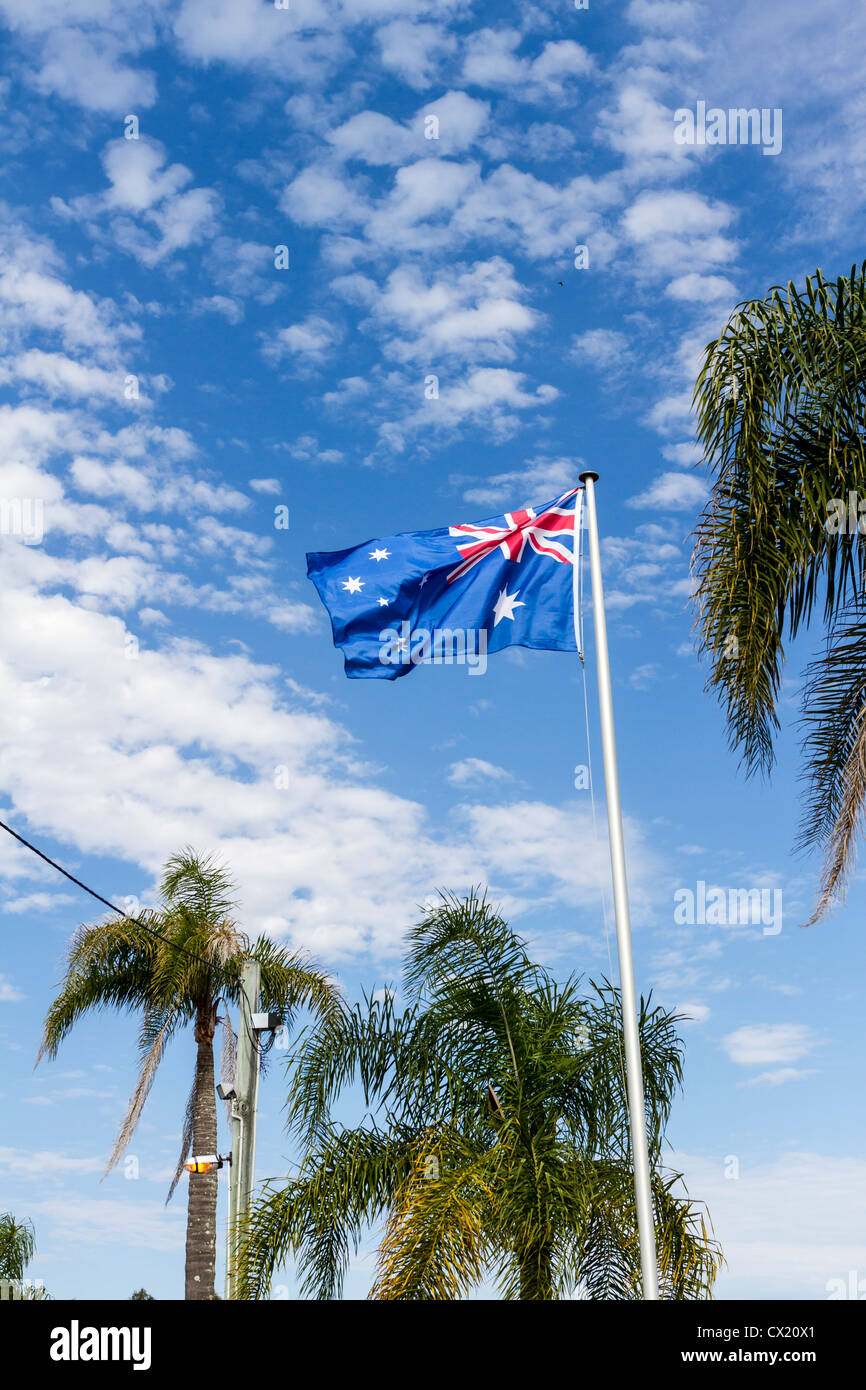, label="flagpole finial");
[578,470,599,483]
